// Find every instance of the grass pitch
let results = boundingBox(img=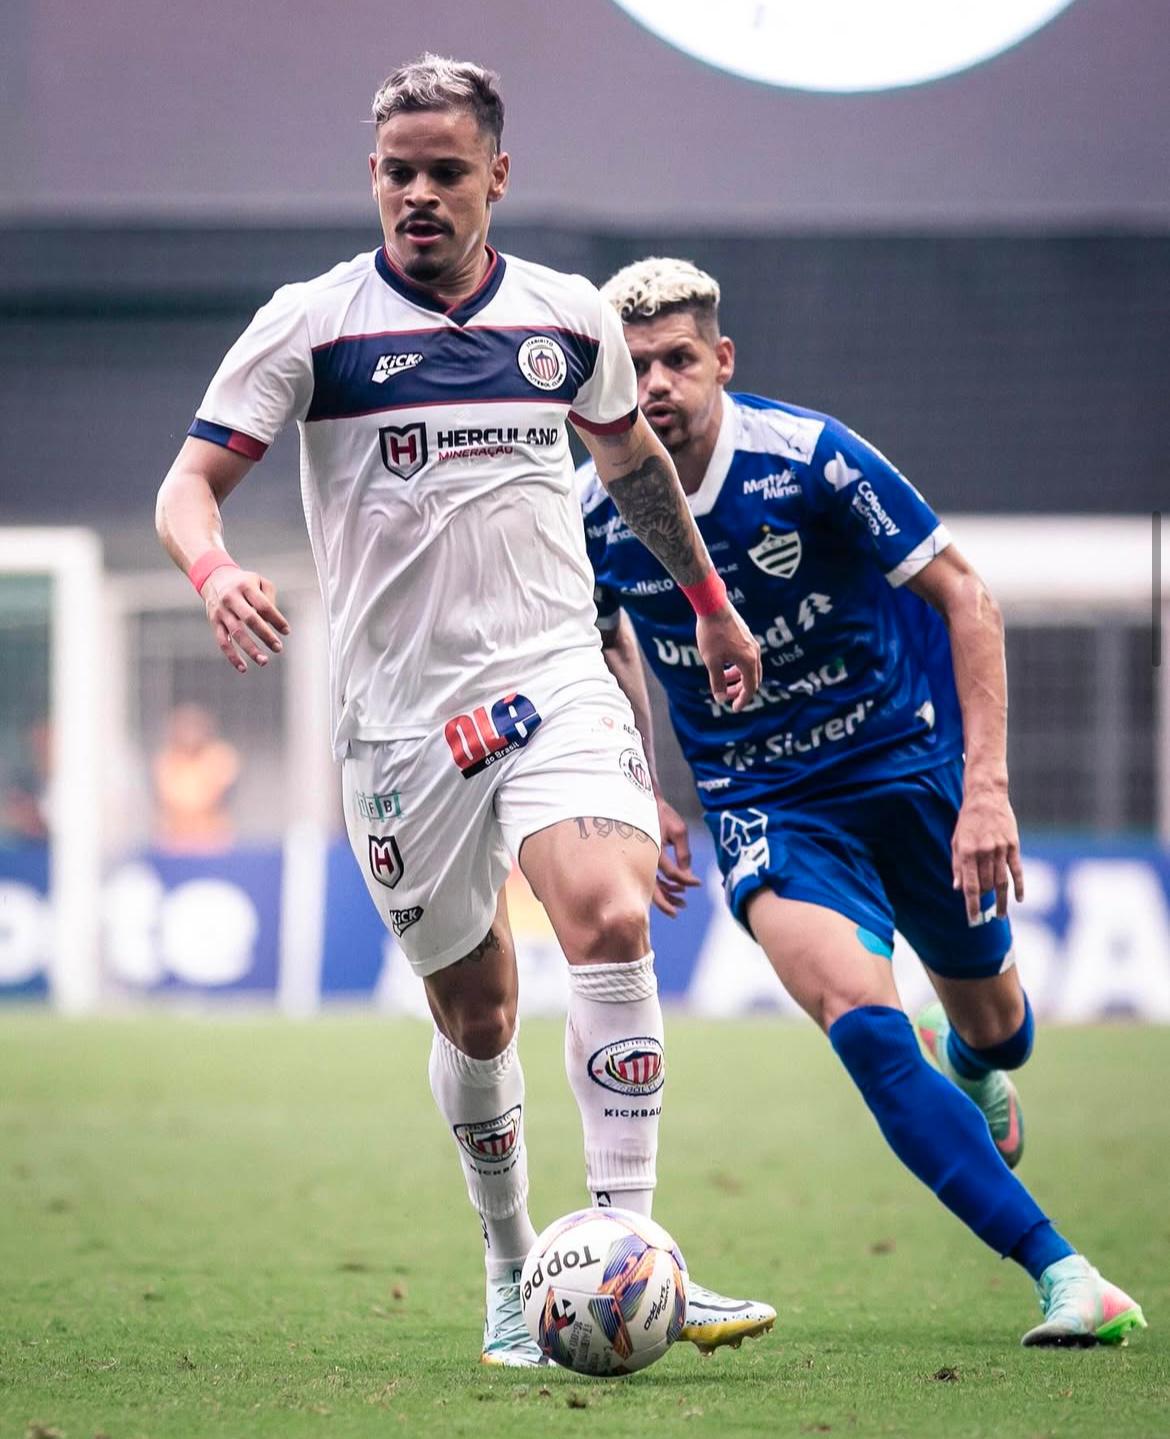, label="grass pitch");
[0,1015,1165,1439]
